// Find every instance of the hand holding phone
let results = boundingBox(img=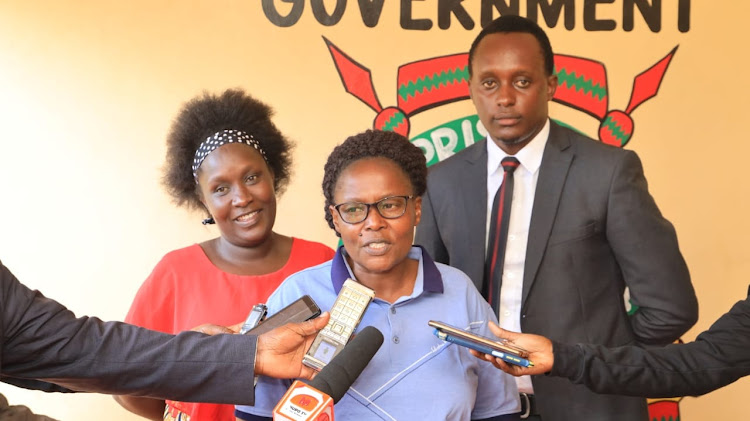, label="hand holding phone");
[429,320,534,368]
[244,296,321,336]
[303,279,375,371]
